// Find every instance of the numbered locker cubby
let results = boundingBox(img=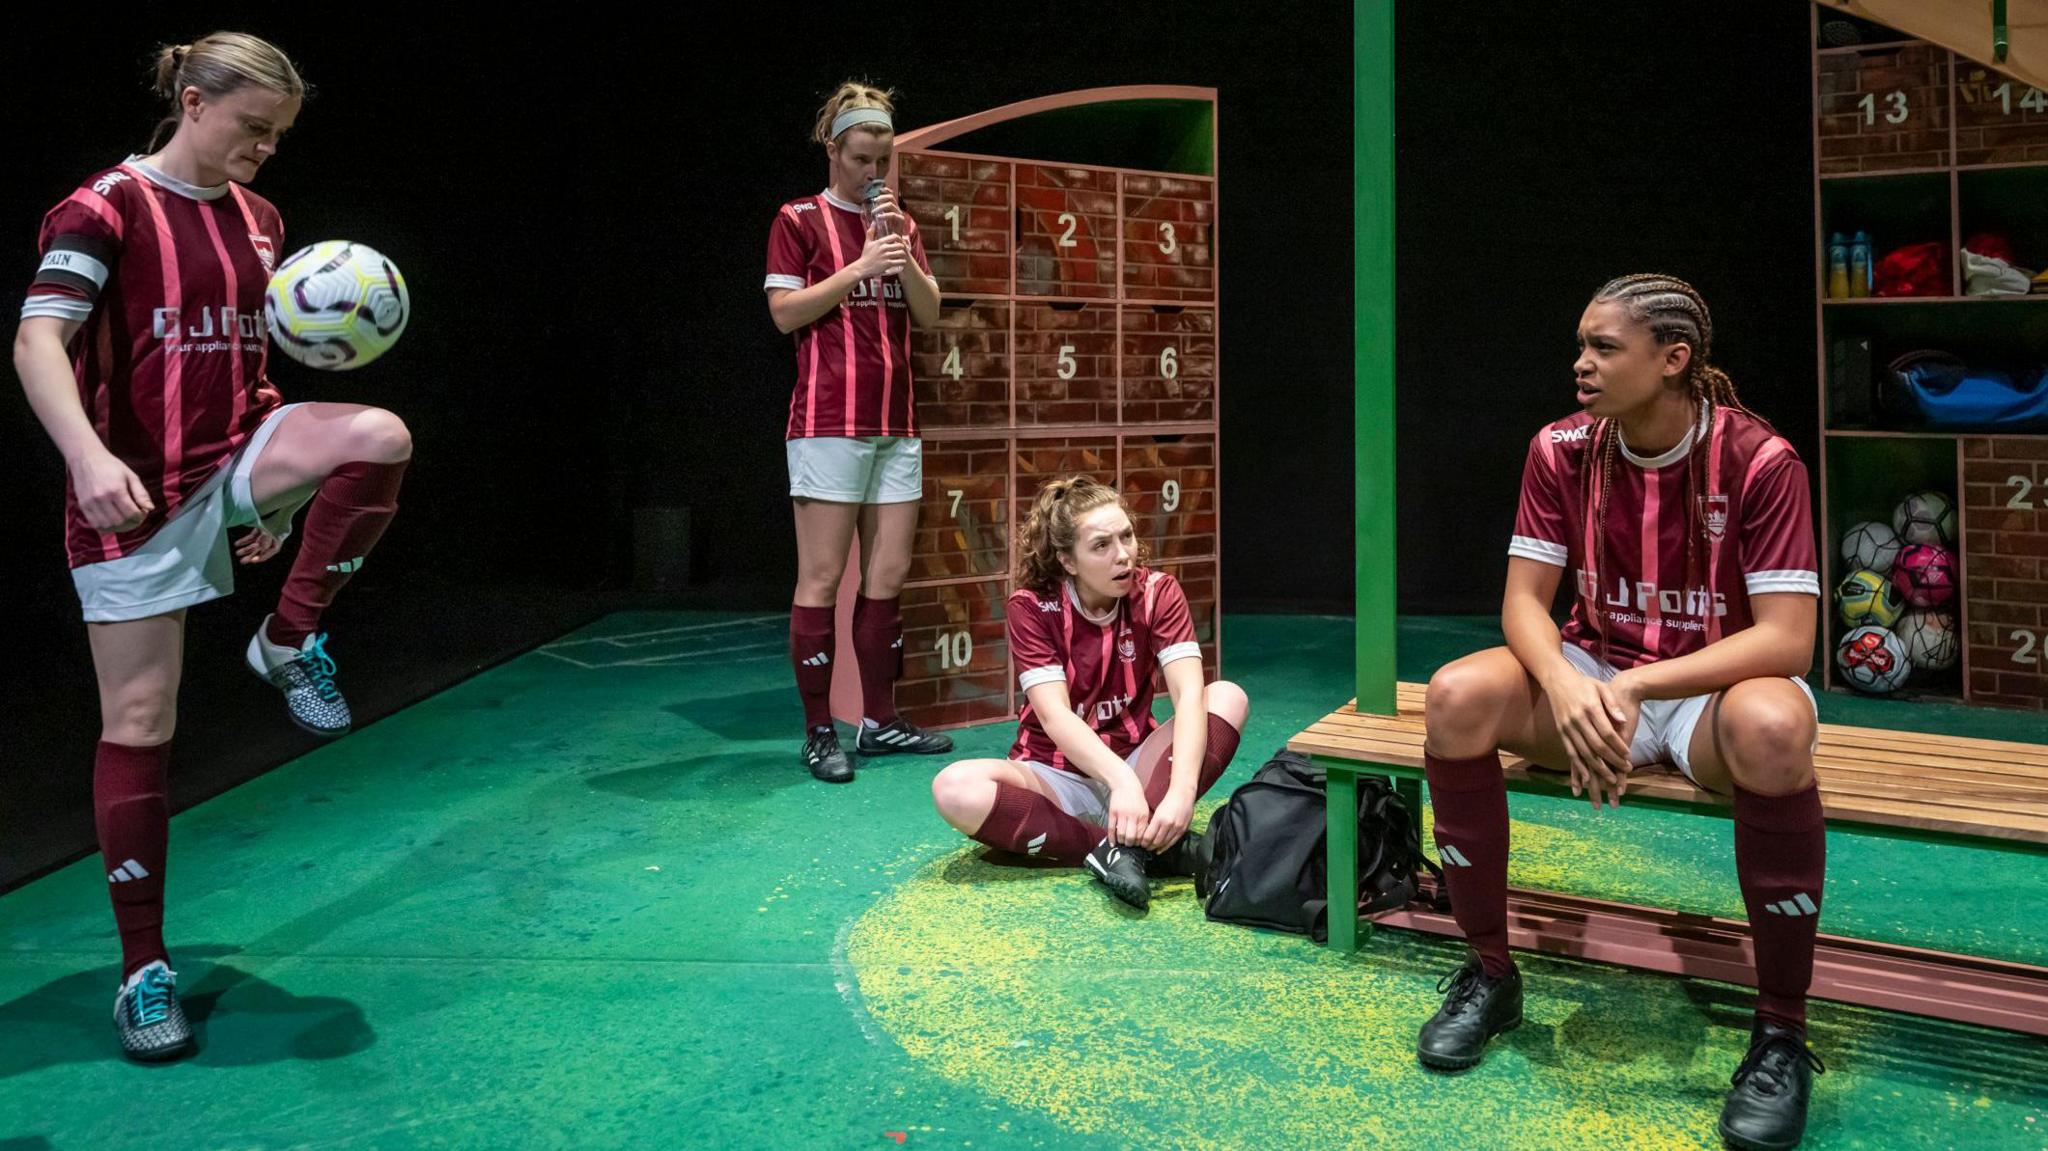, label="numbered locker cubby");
[1962,437,2048,710]
[911,439,1010,581]
[1958,166,2048,281]
[1122,174,1214,302]
[899,153,1012,296]
[1017,435,1119,498]
[1823,296,2048,430]
[1122,433,1217,563]
[898,580,1012,728]
[1017,302,1117,425]
[1015,164,1120,299]
[1817,172,1951,297]
[912,301,1010,430]
[1121,306,1217,425]
[1818,42,1951,174]
[1954,60,2048,167]
[1822,436,1967,702]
